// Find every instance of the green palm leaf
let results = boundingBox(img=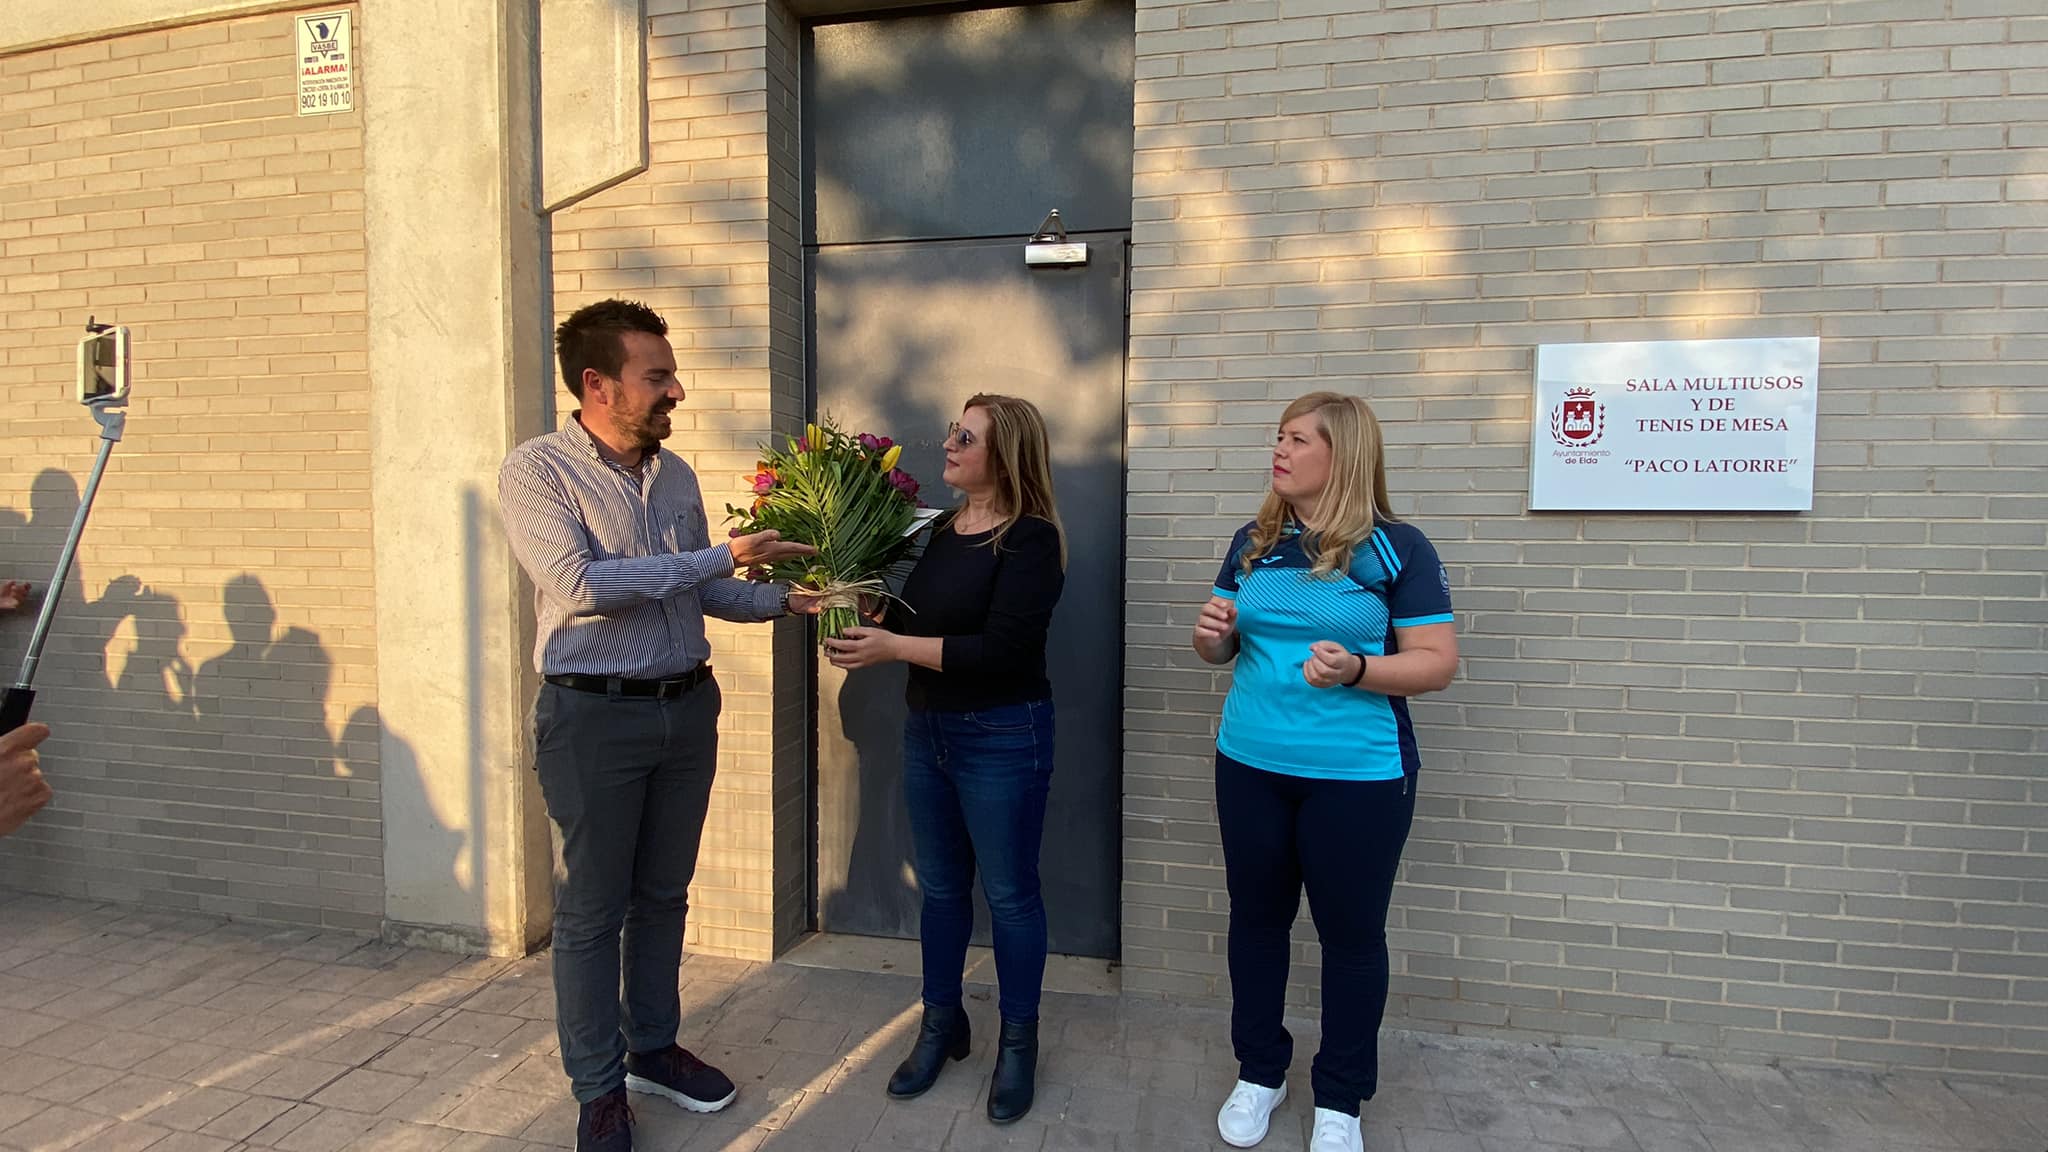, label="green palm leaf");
[725,416,925,640]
